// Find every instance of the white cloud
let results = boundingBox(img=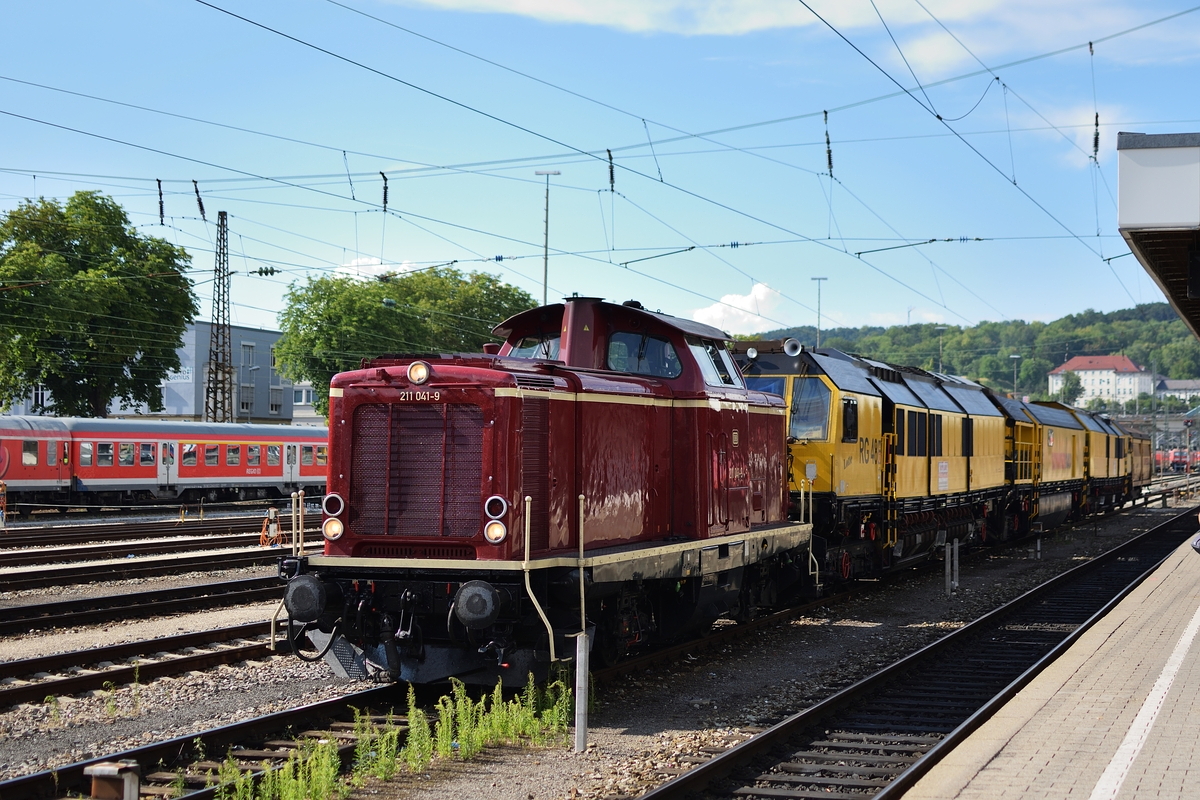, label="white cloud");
[335,257,418,279]
[383,0,1197,79]
[1010,101,1126,167]
[692,282,784,333]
